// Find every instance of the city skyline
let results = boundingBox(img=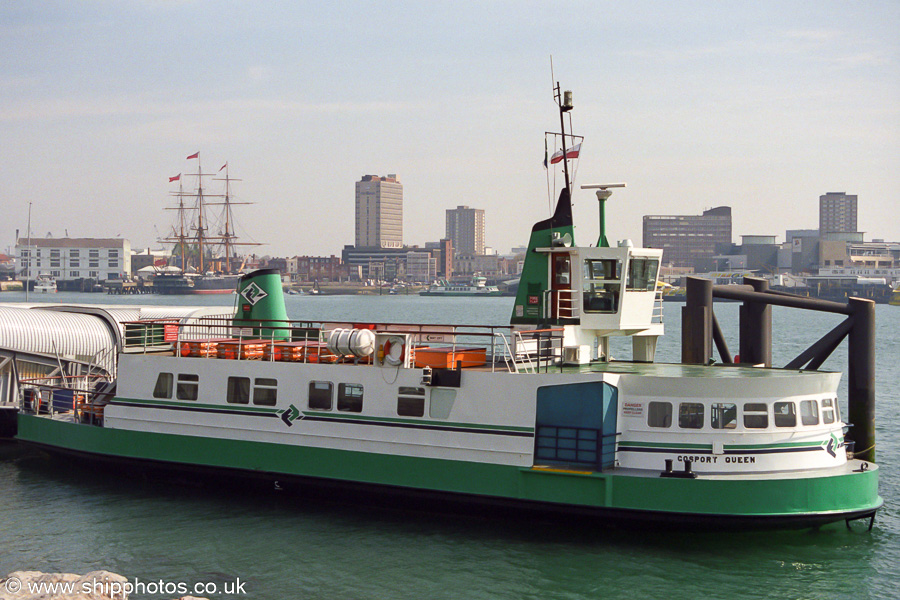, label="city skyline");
[1,2,898,257]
